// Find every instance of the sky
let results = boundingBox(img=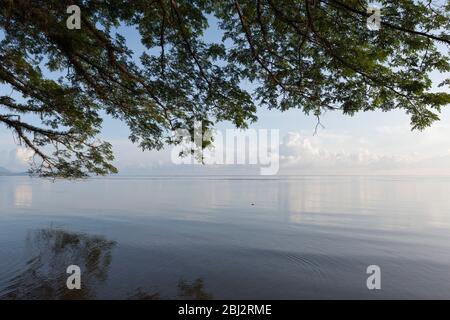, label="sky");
[1,14,449,175]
